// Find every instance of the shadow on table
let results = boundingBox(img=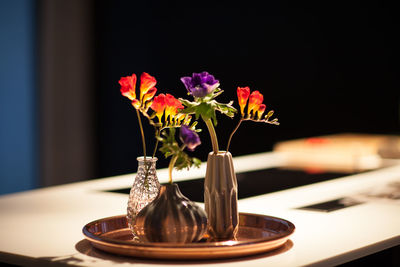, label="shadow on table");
[74,238,294,265]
